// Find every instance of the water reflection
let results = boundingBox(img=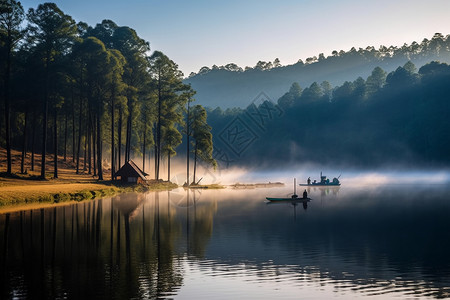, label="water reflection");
[266,199,309,221]
[1,186,450,299]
